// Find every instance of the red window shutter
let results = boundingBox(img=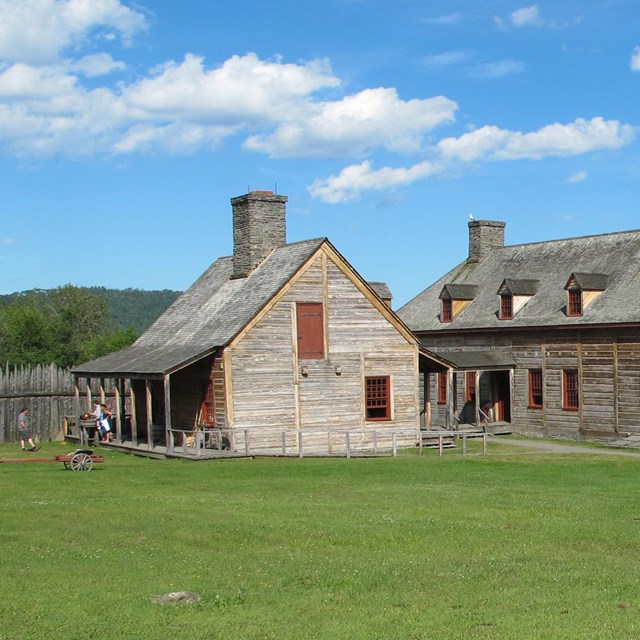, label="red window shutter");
[297,302,325,359]
[568,290,582,316]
